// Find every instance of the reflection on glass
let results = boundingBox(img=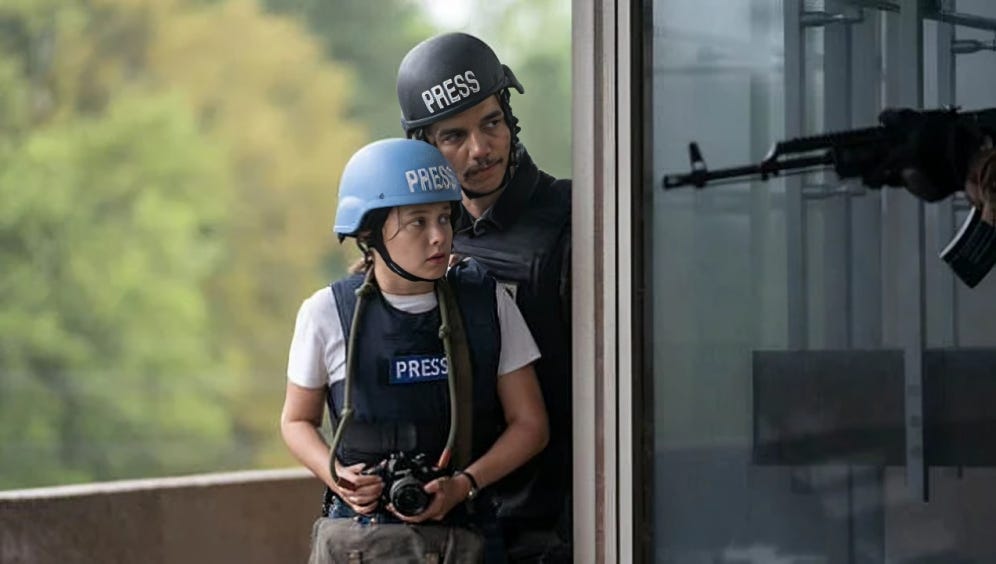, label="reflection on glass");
[650,1,996,562]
